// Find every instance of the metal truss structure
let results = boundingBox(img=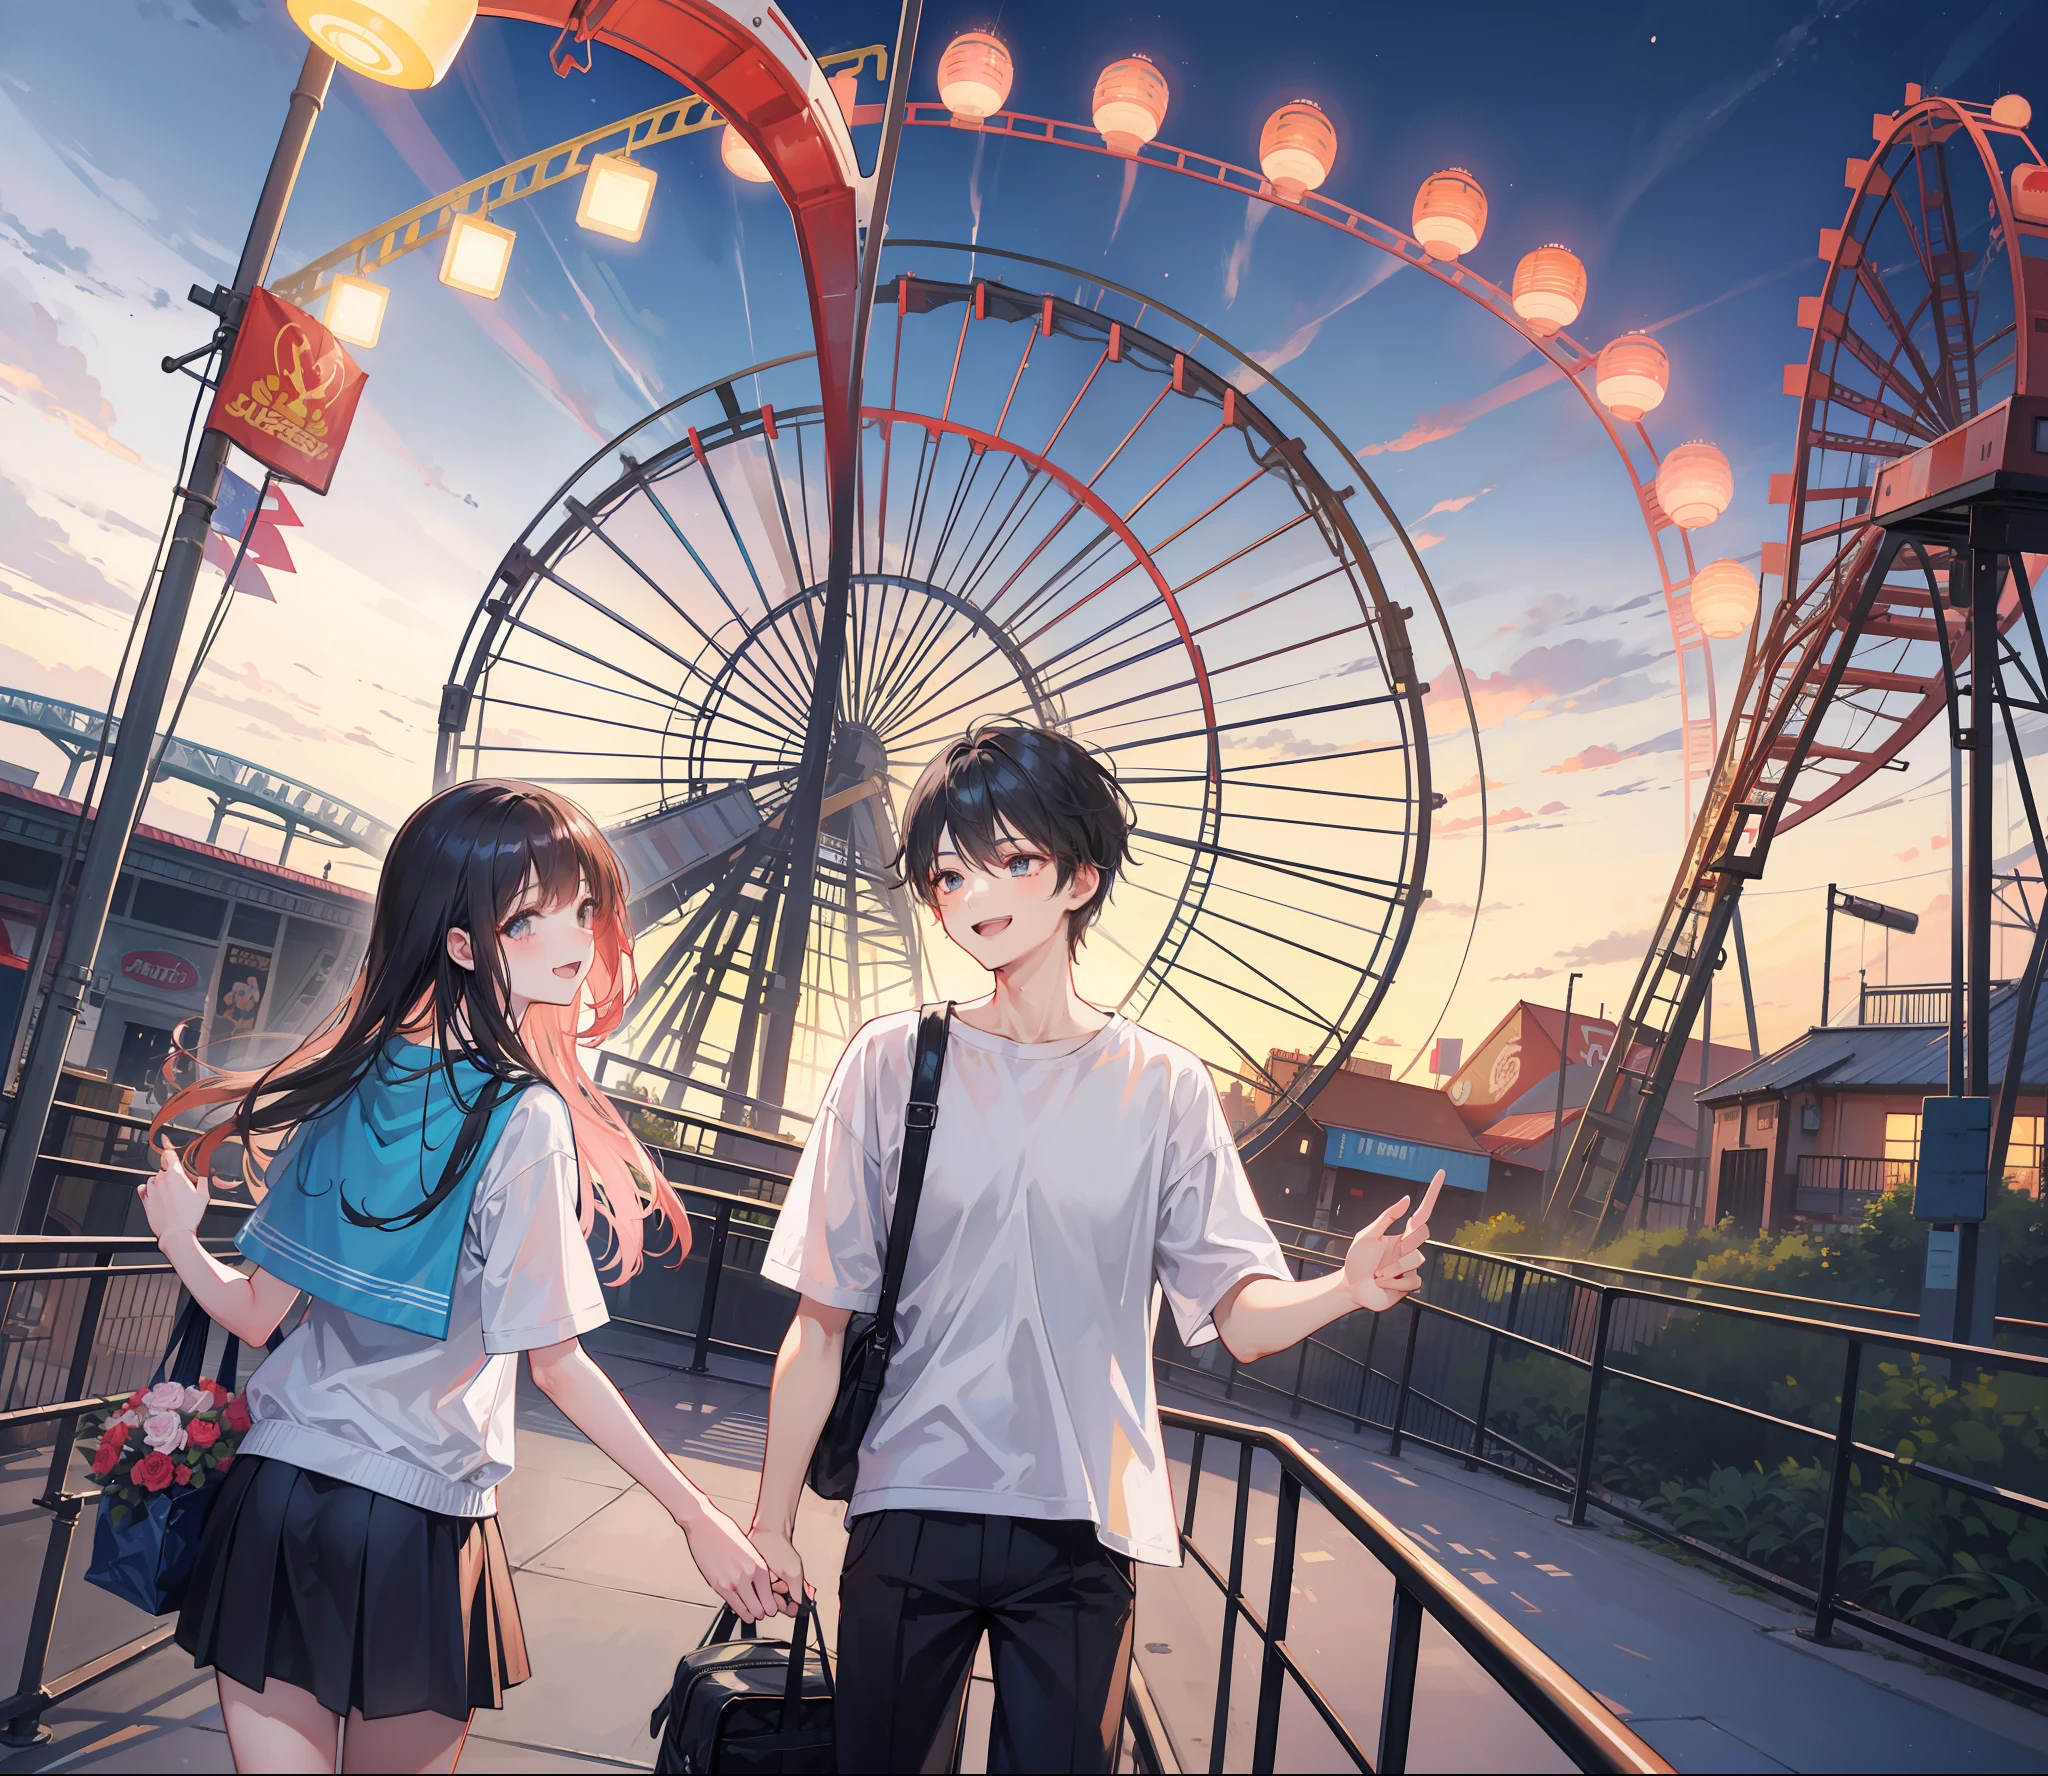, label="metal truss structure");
[1544,91,2048,1249]
[438,259,1441,1144]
